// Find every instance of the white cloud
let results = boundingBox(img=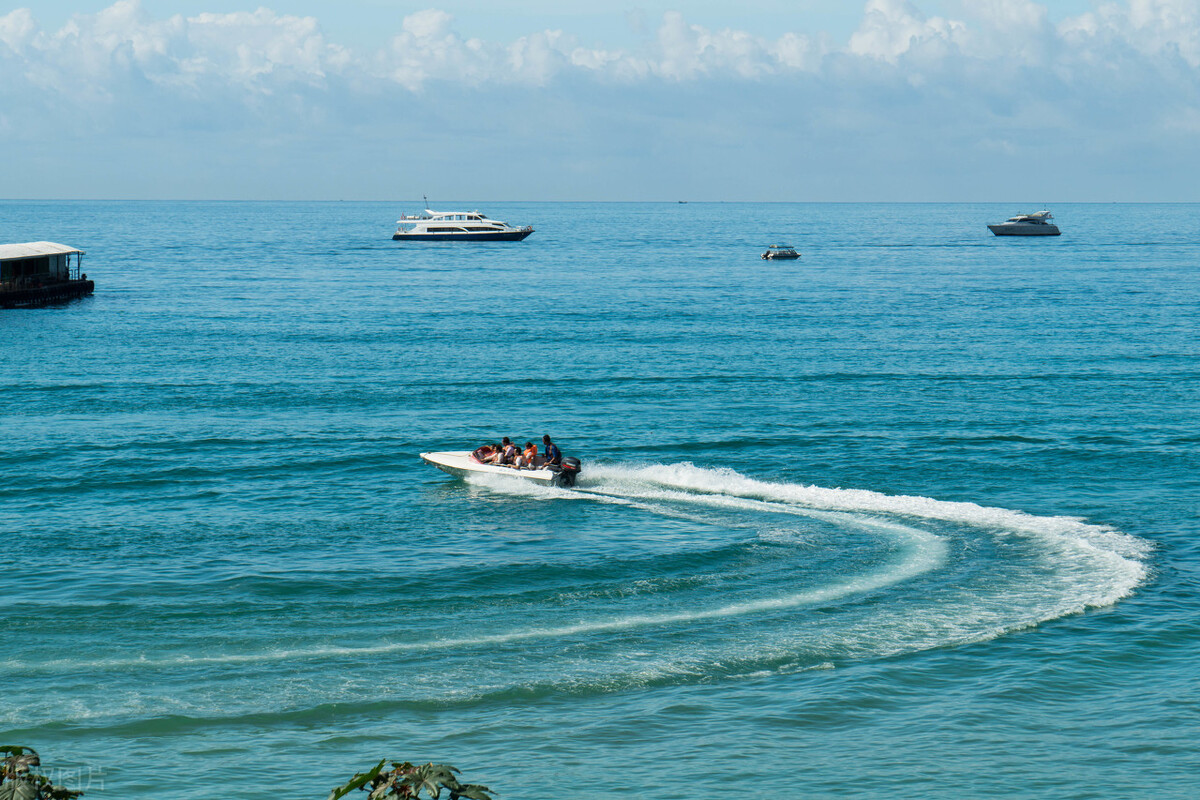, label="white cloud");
[1112,0,1200,65]
[3,0,1197,94]
[506,30,570,85]
[381,8,493,89]
[181,8,347,88]
[0,7,35,53]
[2,1,1200,199]
[1,0,351,103]
[848,0,968,61]
[401,8,452,40]
[771,33,825,72]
